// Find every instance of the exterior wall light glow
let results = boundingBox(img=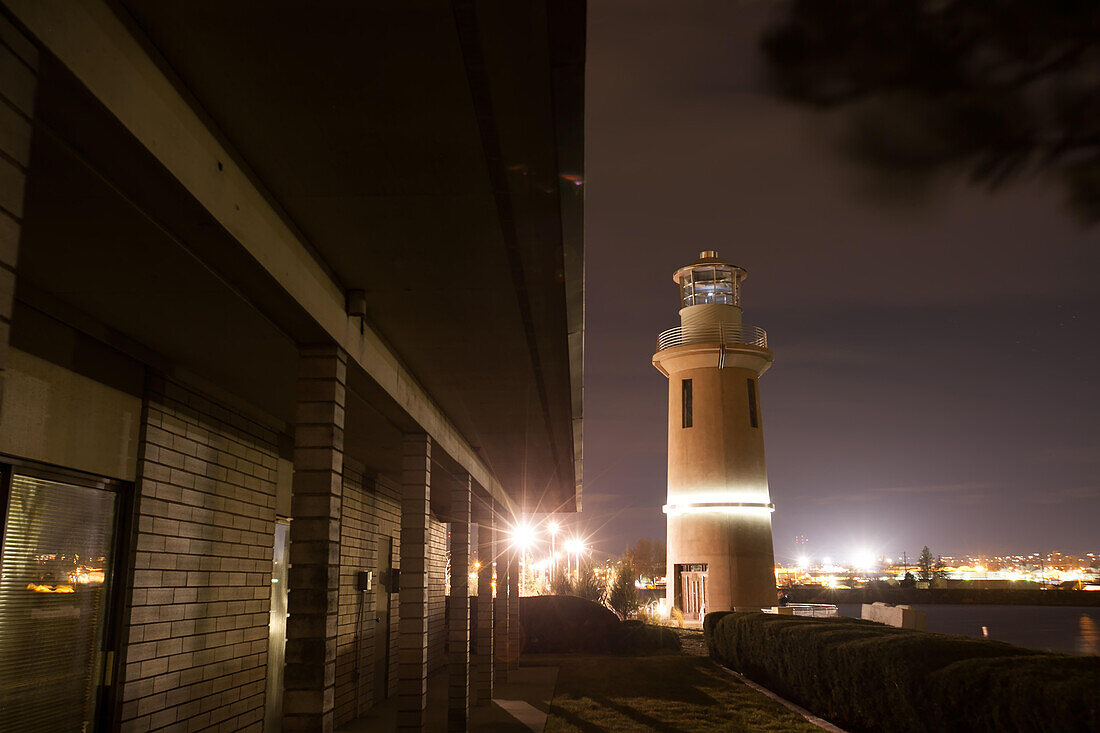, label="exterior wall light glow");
[662,501,775,516]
